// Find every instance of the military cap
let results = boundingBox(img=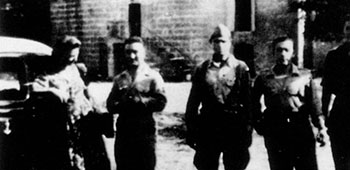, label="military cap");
[209,24,232,43]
